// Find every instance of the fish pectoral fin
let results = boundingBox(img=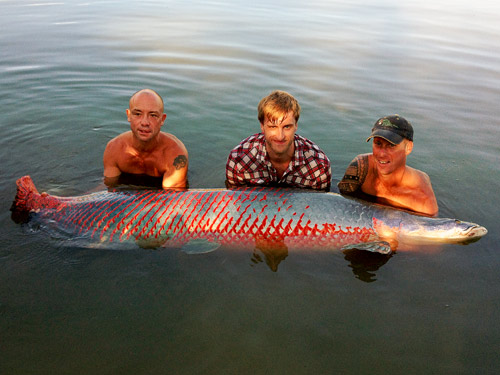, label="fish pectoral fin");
[181,239,221,254]
[341,241,392,255]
